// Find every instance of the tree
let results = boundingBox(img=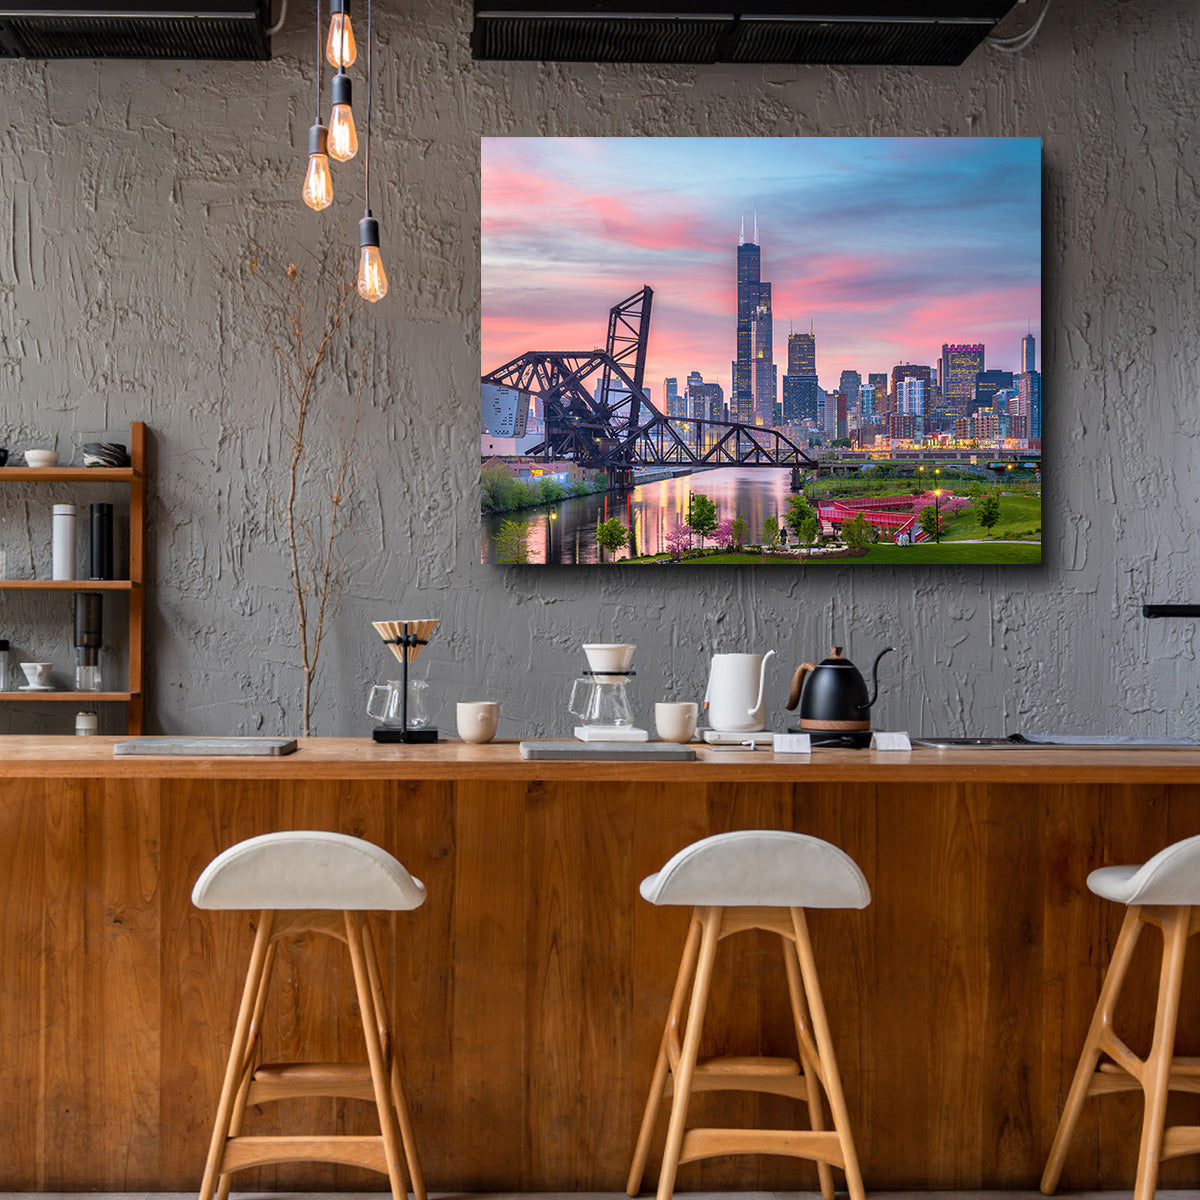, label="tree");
[786,495,815,535]
[713,518,735,550]
[968,480,984,502]
[919,505,942,541]
[797,514,820,556]
[596,516,629,562]
[730,514,749,550]
[762,515,781,558]
[665,520,694,561]
[977,492,1001,534]
[686,493,718,547]
[495,519,532,564]
[831,437,852,448]
[842,512,874,550]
